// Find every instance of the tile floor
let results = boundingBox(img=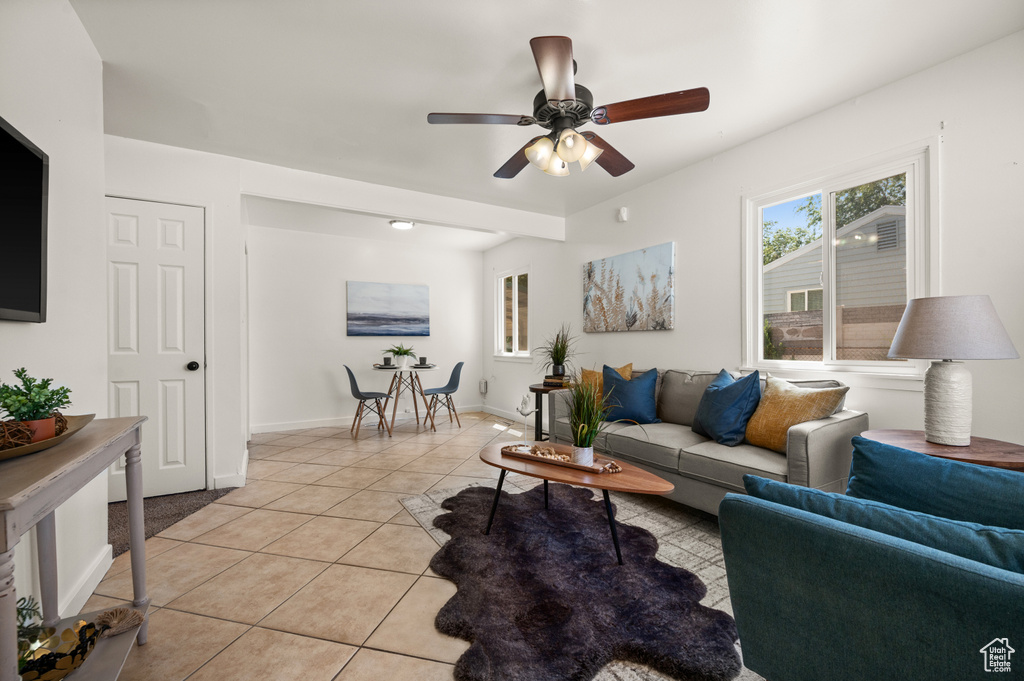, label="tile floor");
[85,411,538,681]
